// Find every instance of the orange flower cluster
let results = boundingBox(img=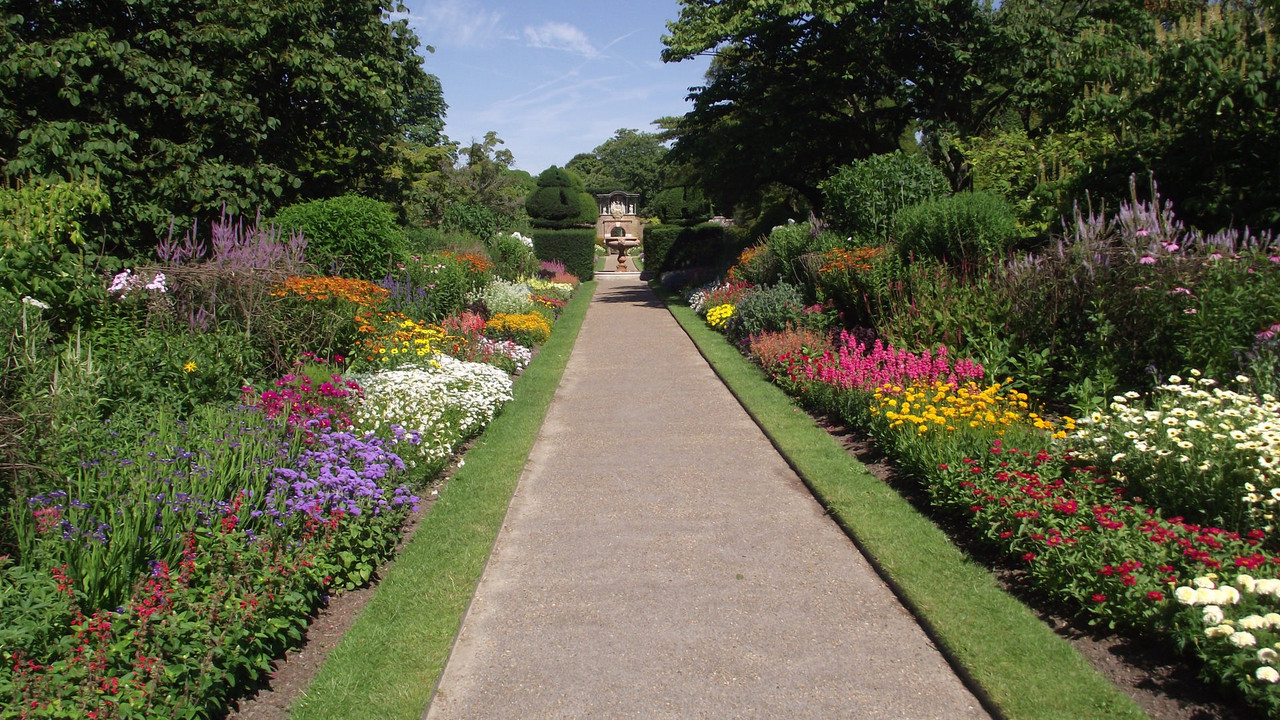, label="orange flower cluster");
[727,245,768,283]
[273,276,389,309]
[818,247,886,276]
[438,250,494,275]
